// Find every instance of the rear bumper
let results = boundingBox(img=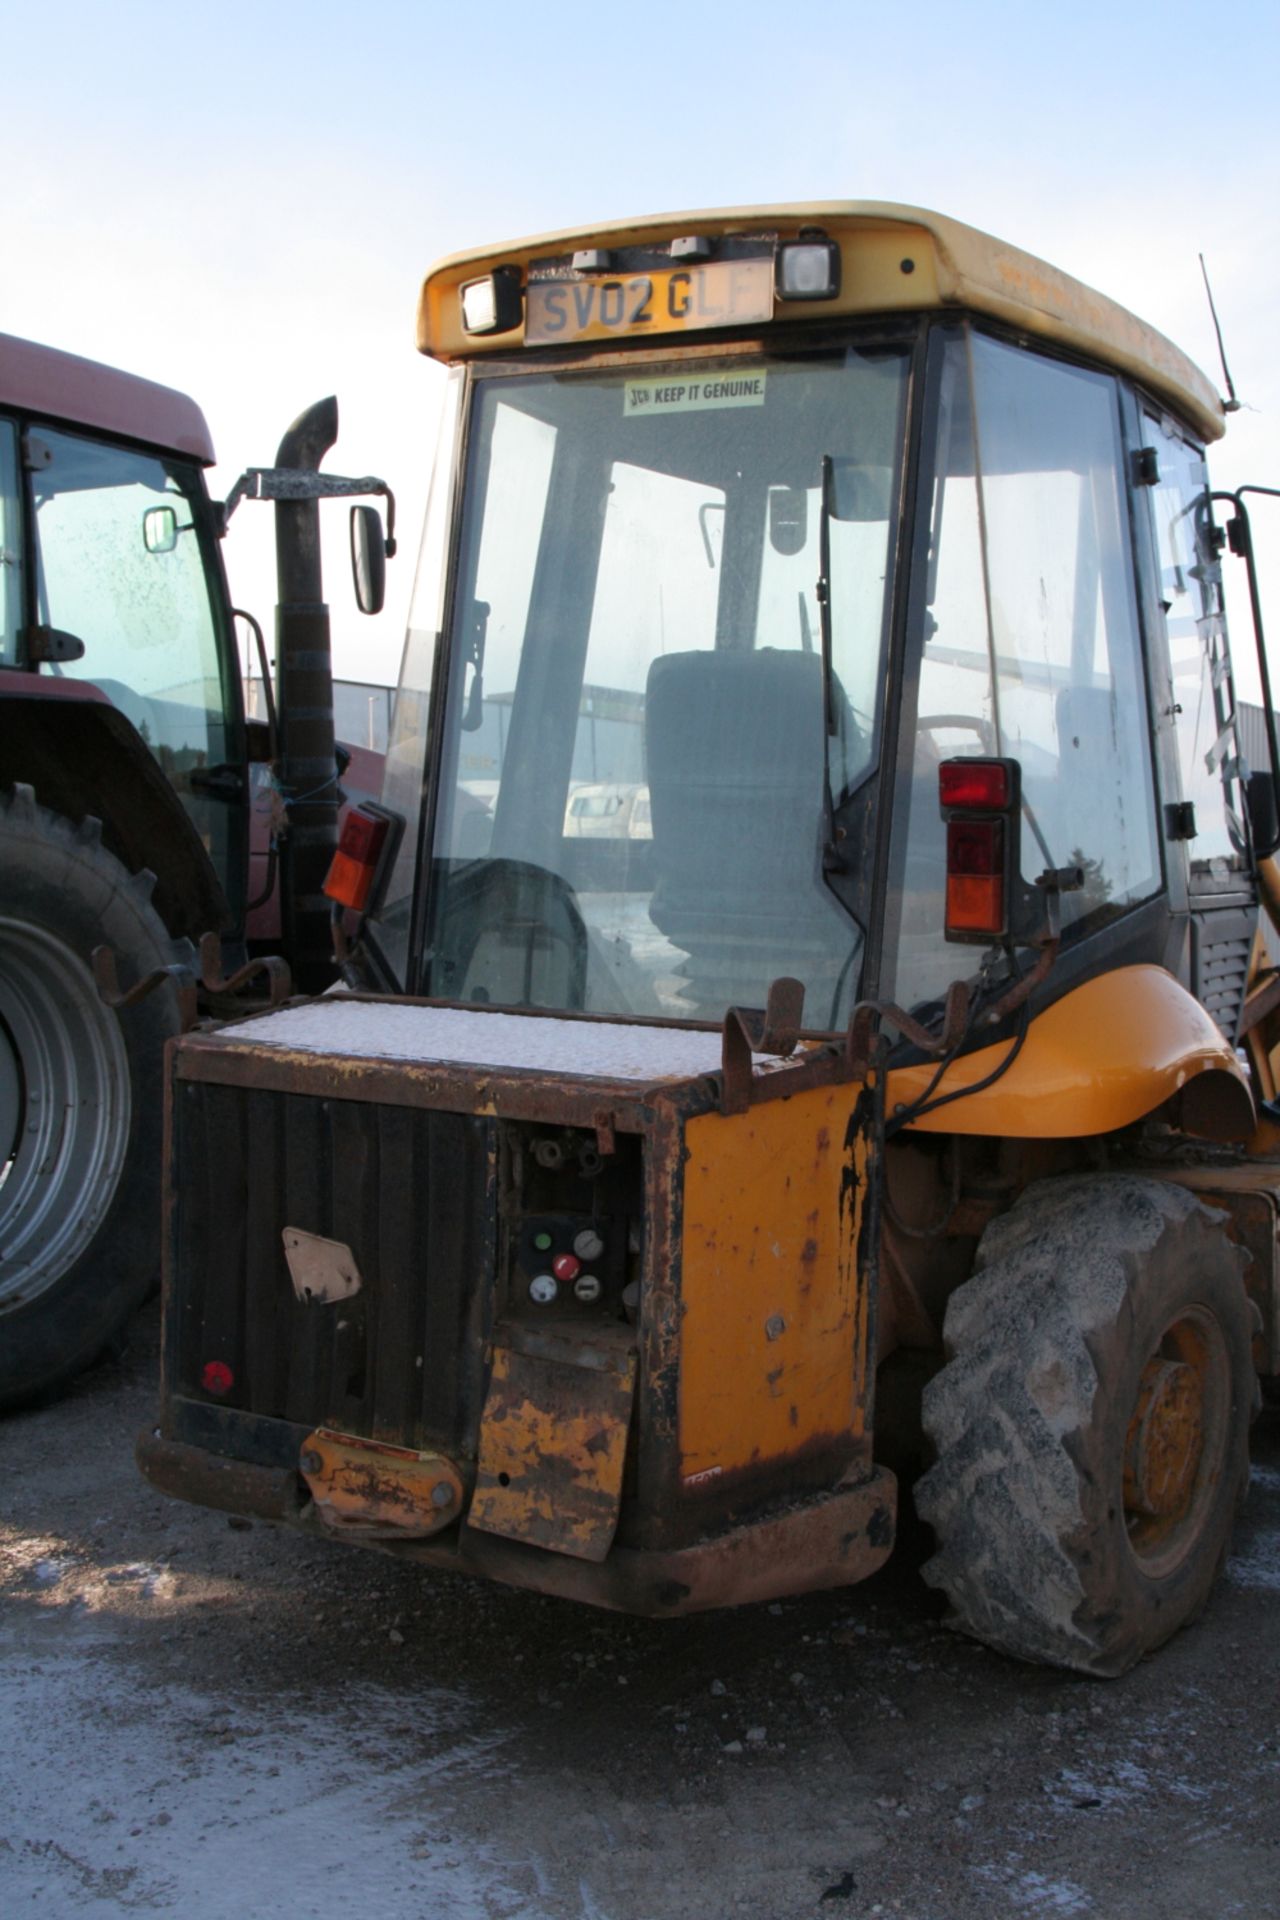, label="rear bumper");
[137,1428,896,1617]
